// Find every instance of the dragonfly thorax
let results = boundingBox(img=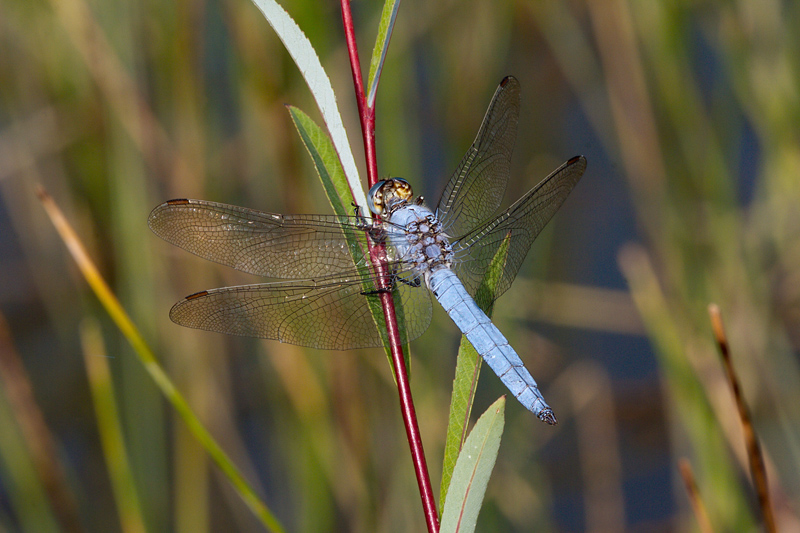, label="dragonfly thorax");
[384,204,453,280]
